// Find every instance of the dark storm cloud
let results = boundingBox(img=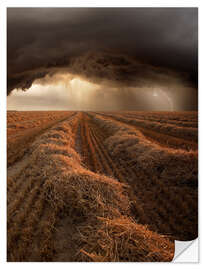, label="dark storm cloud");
[7,8,198,95]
